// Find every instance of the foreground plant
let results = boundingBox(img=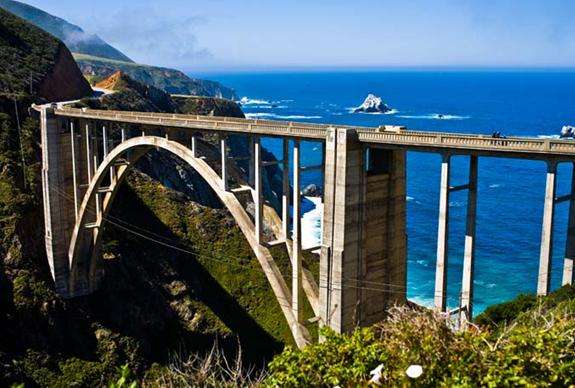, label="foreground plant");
[265,290,575,387]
